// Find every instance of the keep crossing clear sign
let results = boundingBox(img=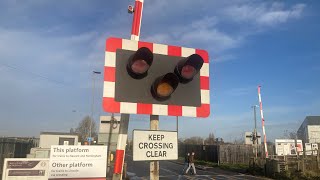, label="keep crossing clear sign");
[133,130,178,161]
